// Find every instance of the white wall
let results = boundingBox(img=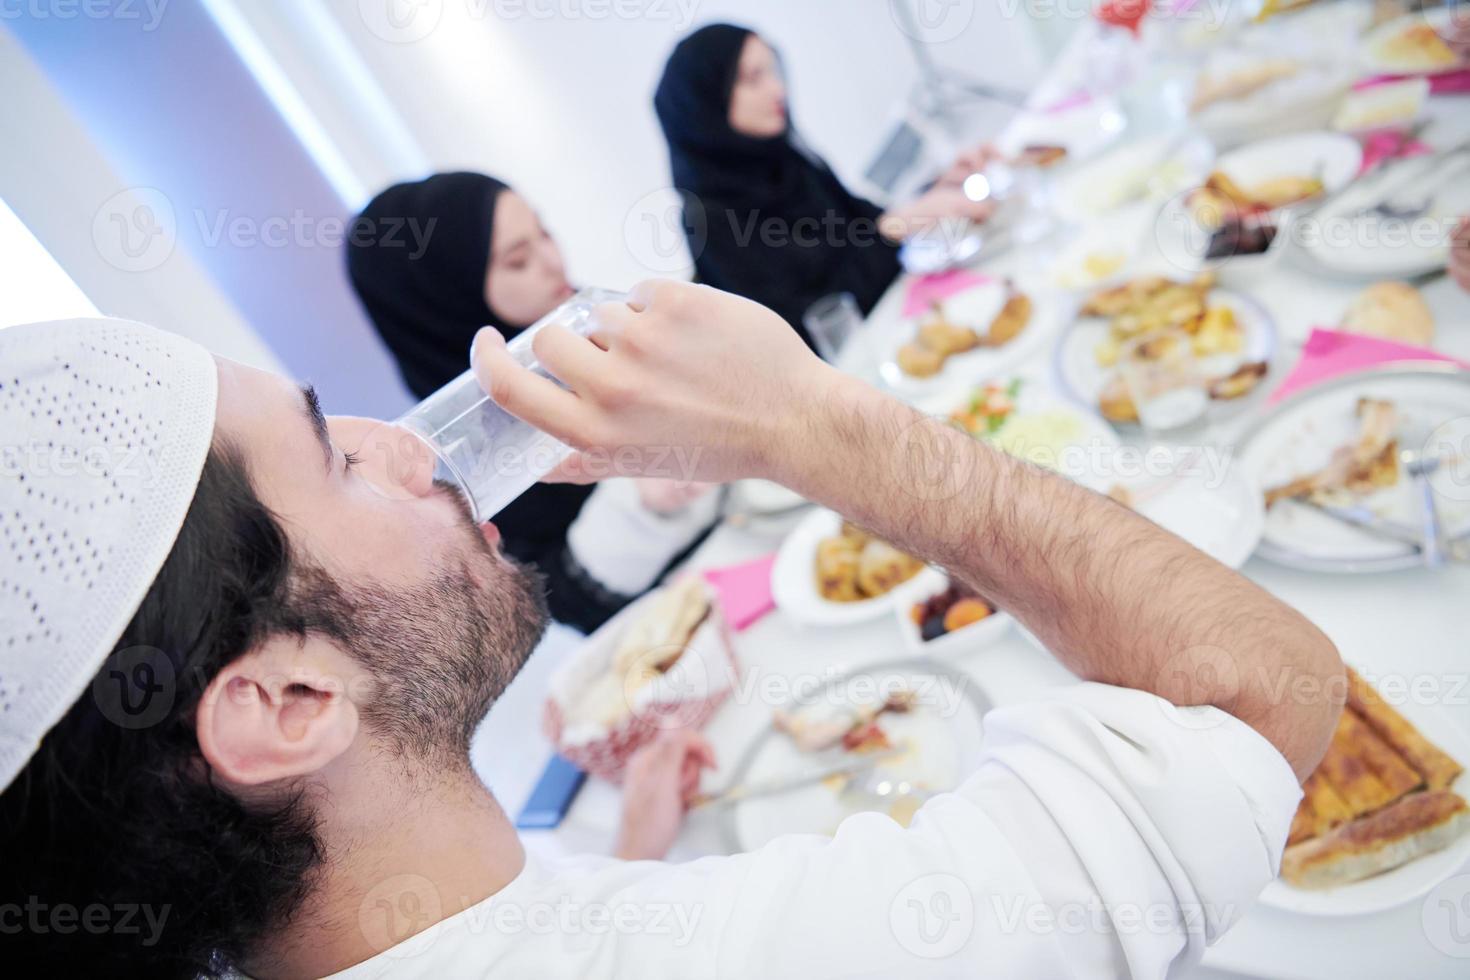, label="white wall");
[0,26,283,371]
[263,0,1049,291]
